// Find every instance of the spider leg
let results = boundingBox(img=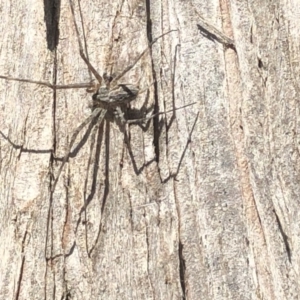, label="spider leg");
[111,30,177,84]
[69,0,103,86]
[127,103,196,124]
[0,1,101,90]
[51,108,107,193]
[0,75,94,90]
